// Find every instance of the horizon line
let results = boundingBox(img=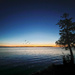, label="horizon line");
[0,45,58,47]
